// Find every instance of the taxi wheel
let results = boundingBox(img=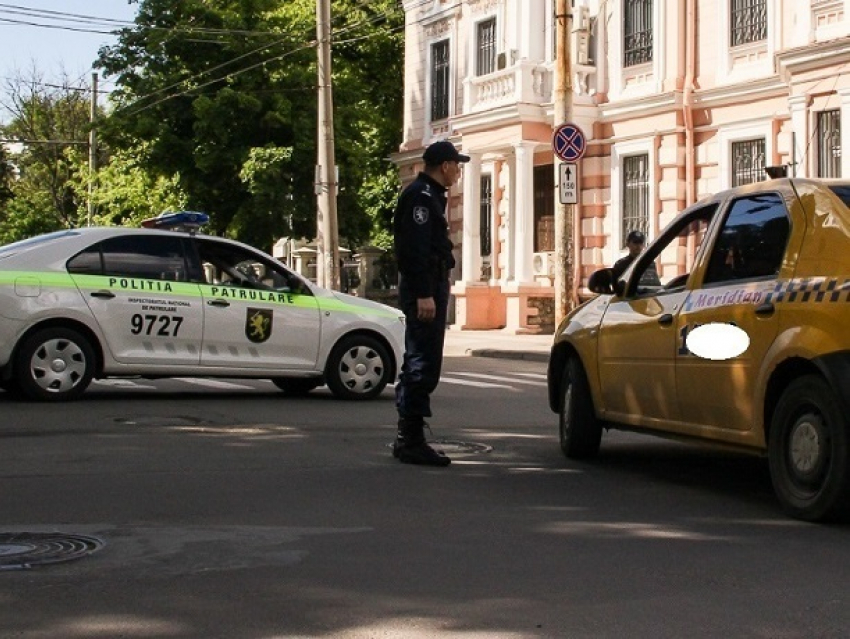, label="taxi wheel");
[325,334,391,401]
[15,327,95,401]
[271,378,321,396]
[768,375,850,522]
[559,357,602,459]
